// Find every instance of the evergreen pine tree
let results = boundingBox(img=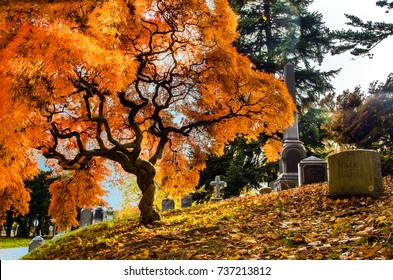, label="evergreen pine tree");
[332,1,393,58]
[229,0,339,105]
